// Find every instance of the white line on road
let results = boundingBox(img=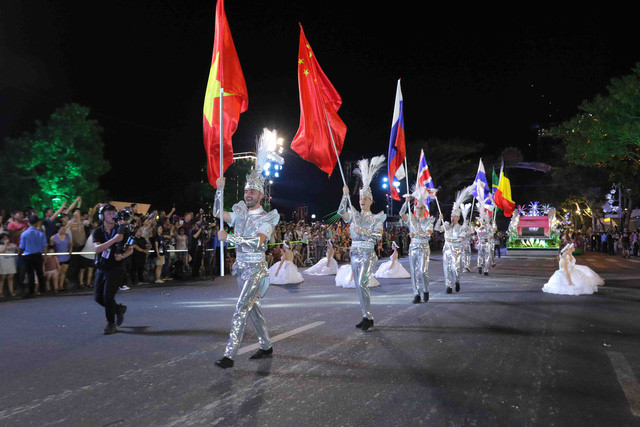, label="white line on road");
[608,351,640,417]
[237,321,325,355]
